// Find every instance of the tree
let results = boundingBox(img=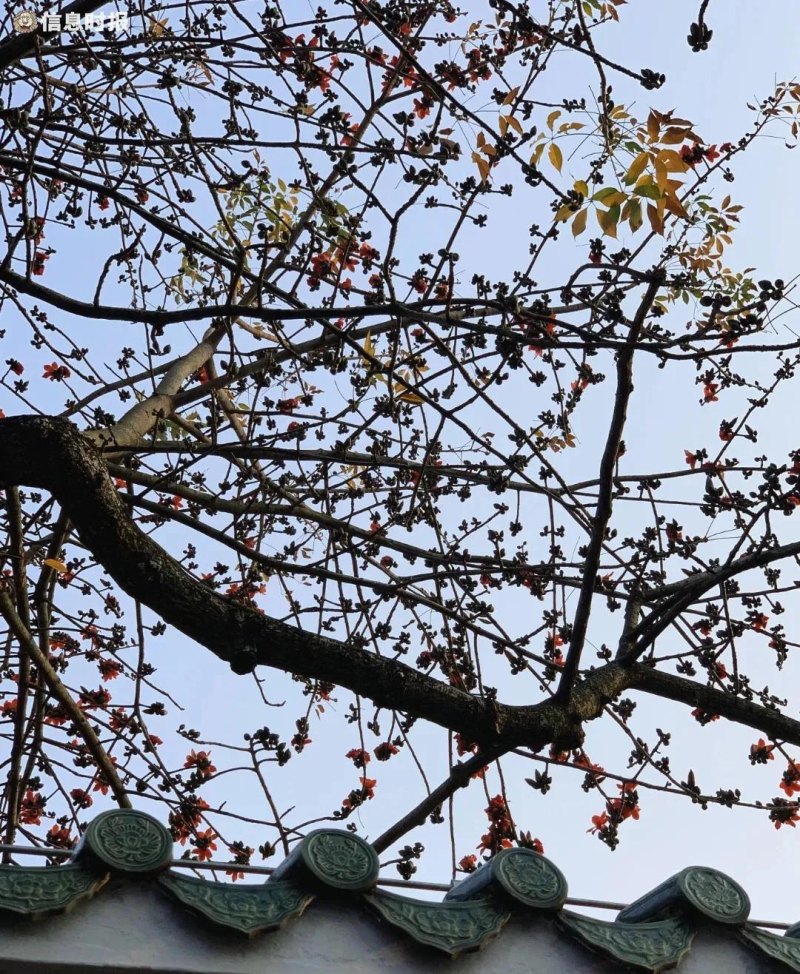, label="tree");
[1,0,800,885]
